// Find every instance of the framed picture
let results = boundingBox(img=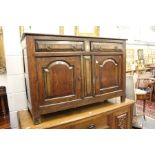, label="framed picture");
[59,26,64,35]
[0,26,6,73]
[126,49,135,64]
[137,49,144,60]
[74,26,100,37]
